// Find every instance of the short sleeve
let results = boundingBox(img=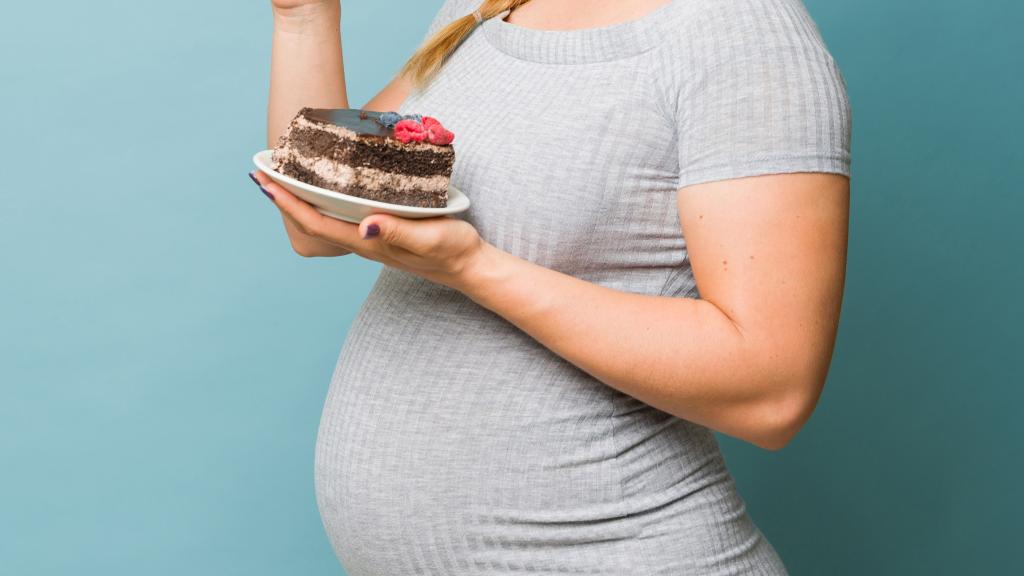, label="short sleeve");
[667,0,852,188]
